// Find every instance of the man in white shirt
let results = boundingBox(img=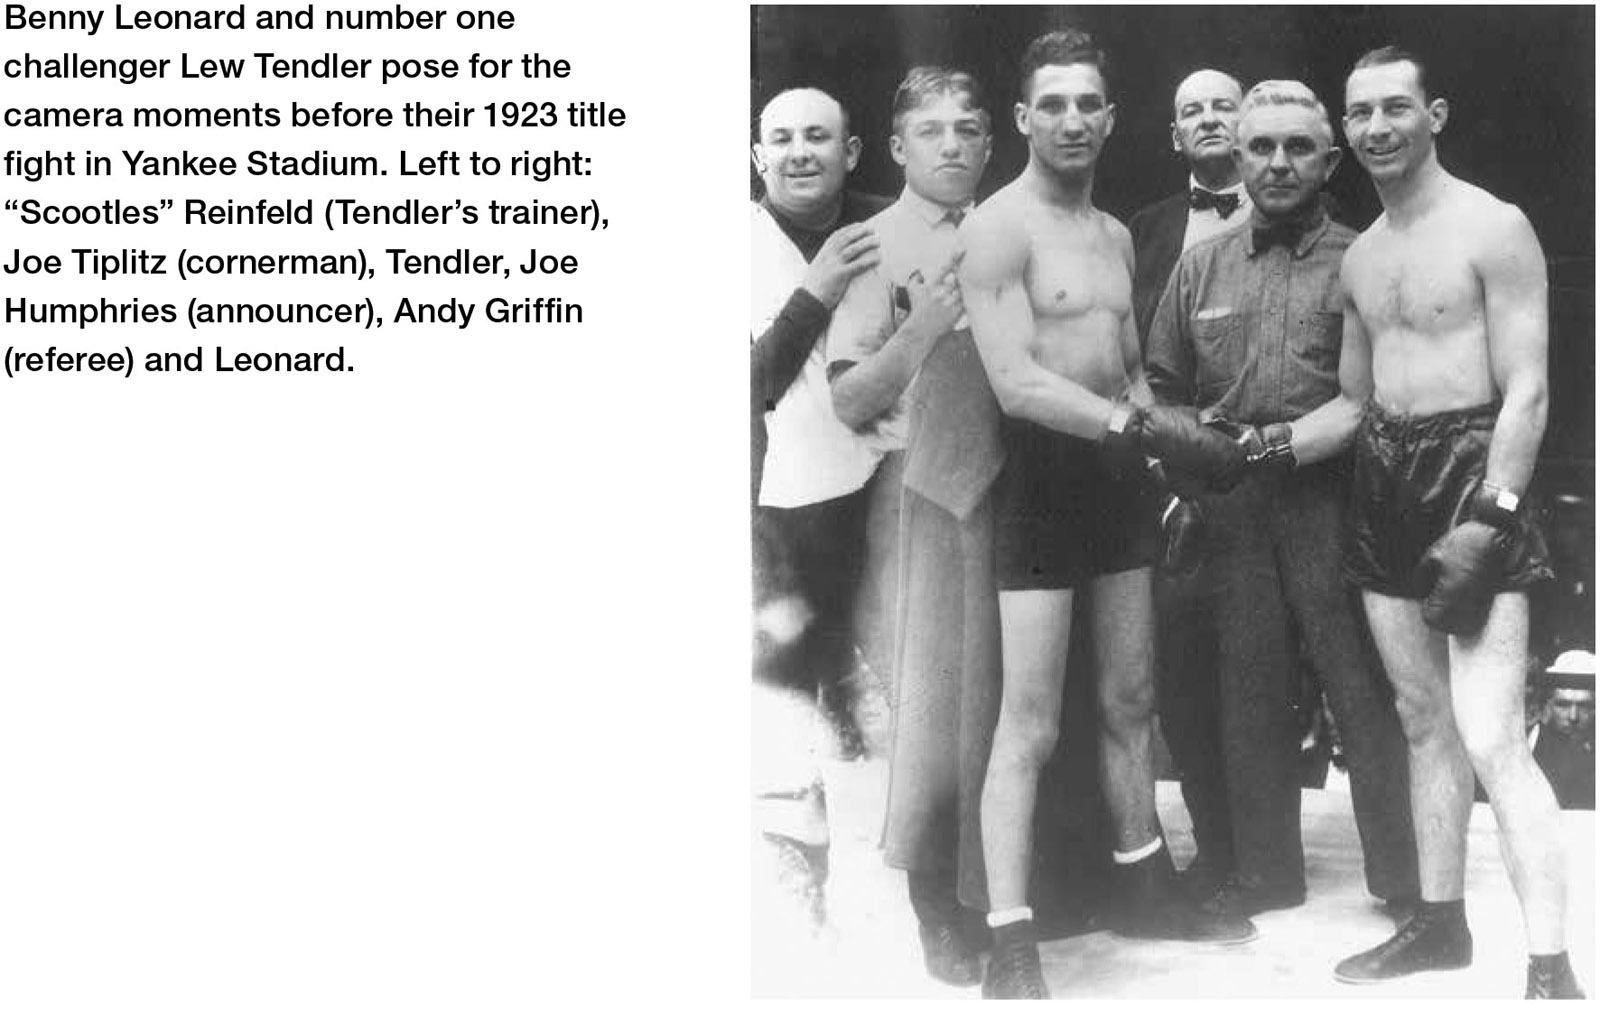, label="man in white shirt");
[824,65,991,987]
